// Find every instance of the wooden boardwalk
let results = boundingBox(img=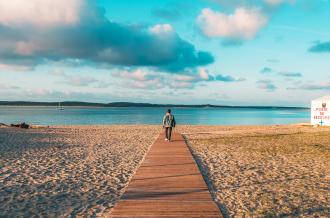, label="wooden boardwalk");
[110,132,222,217]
